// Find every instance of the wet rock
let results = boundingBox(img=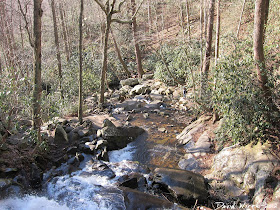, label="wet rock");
[152,168,208,207]
[91,160,116,179]
[54,126,68,144]
[121,187,184,210]
[178,155,200,172]
[119,173,147,190]
[95,139,108,150]
[120,78,139,87]
[100,119,145,150]
[30,163,43,189]
[0,178,12,196]
[66,146,78,155]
